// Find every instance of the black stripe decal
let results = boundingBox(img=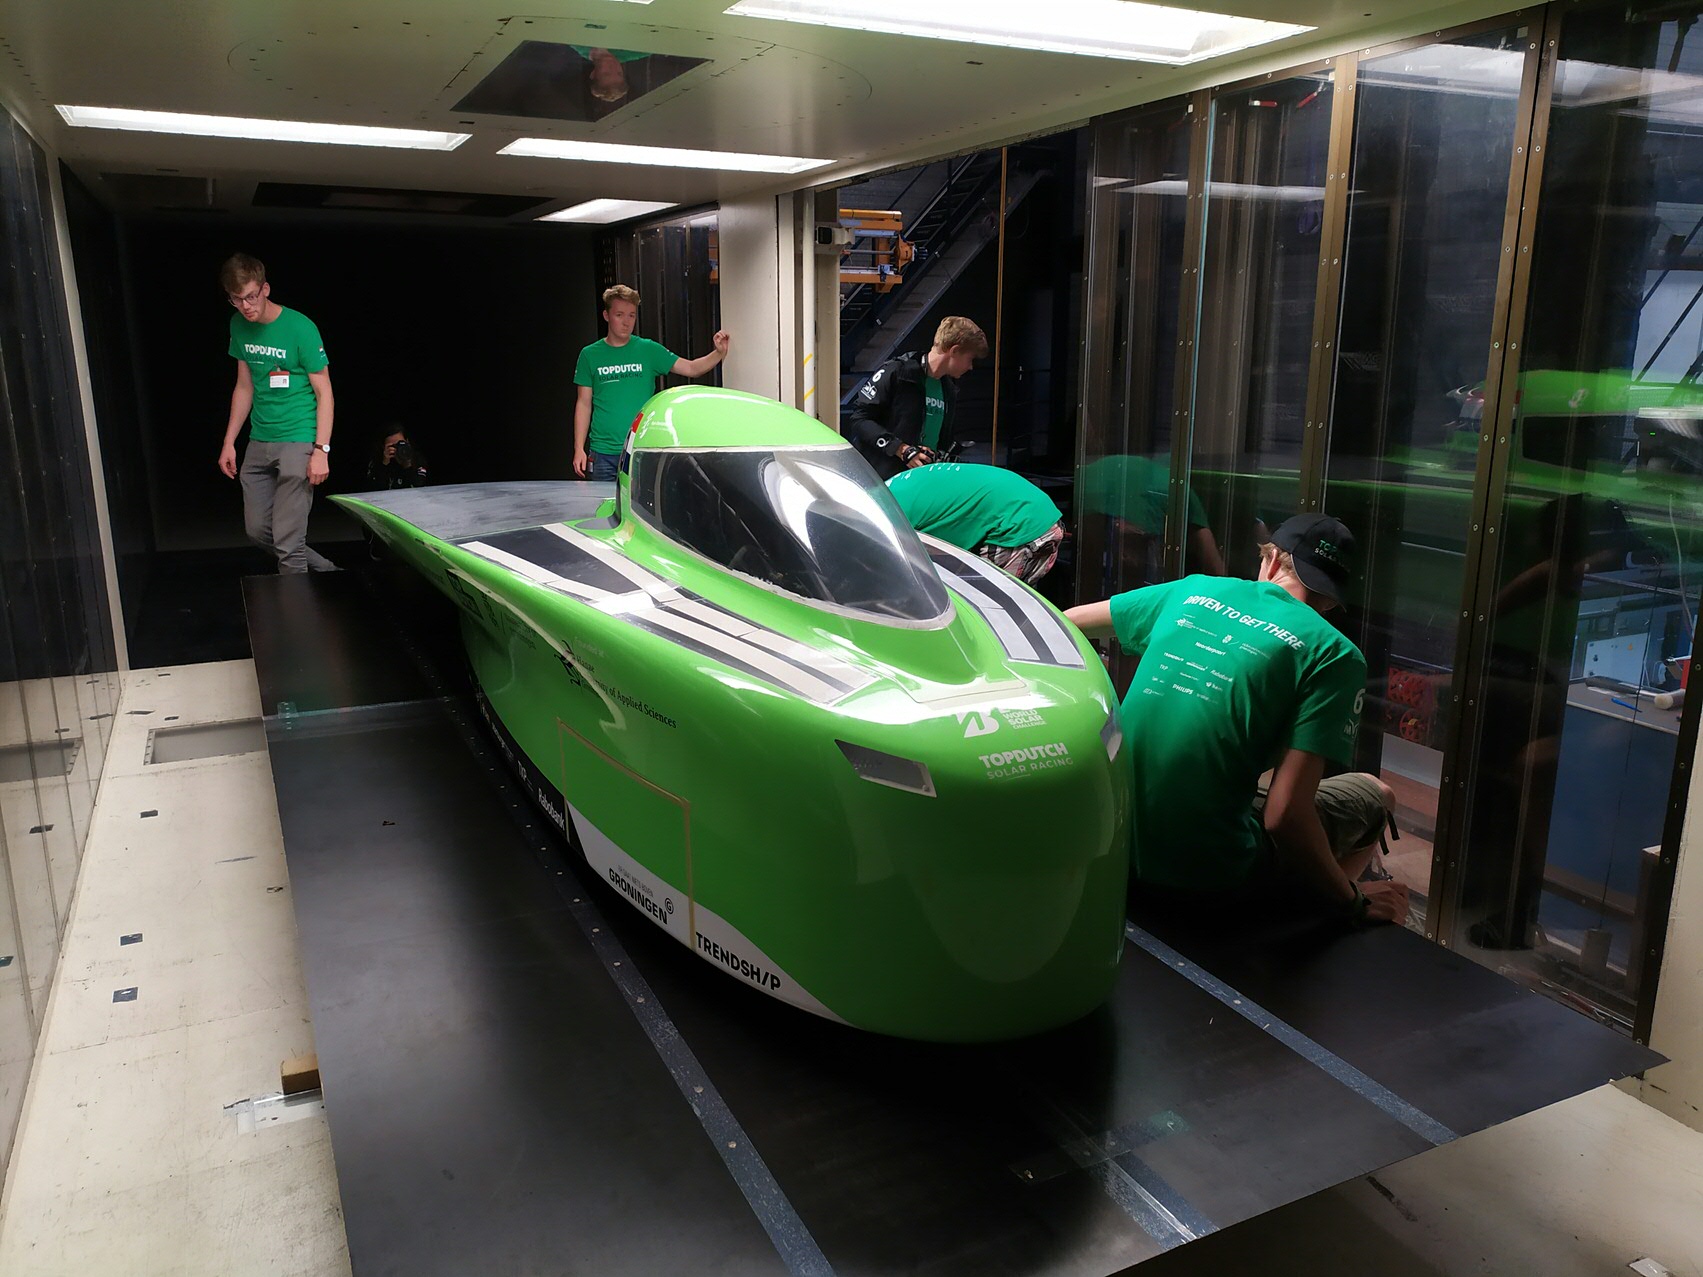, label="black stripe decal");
[624,613,821,695]
[474,527,638,595]
[463,527,865,703]
[927,546,1083,669]
[666,592,867,697]
[939,565,1057,663]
